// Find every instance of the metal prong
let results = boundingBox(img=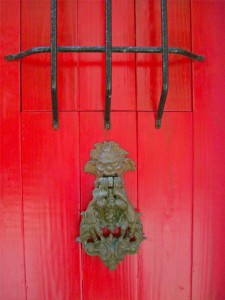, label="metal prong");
[51,0,59,129]
[105,0,112,130]
[155,119,162,129]
[156,0,169,129]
